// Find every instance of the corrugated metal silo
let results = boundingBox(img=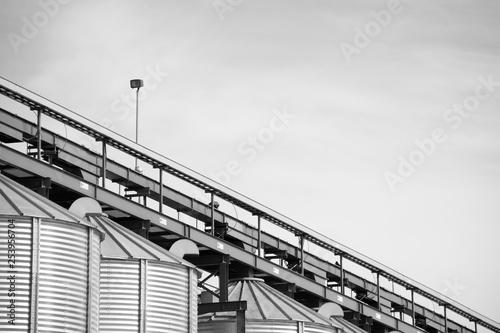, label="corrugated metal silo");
[198,278,341,333]
[70,197,199,333]
[0,172,103,333]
